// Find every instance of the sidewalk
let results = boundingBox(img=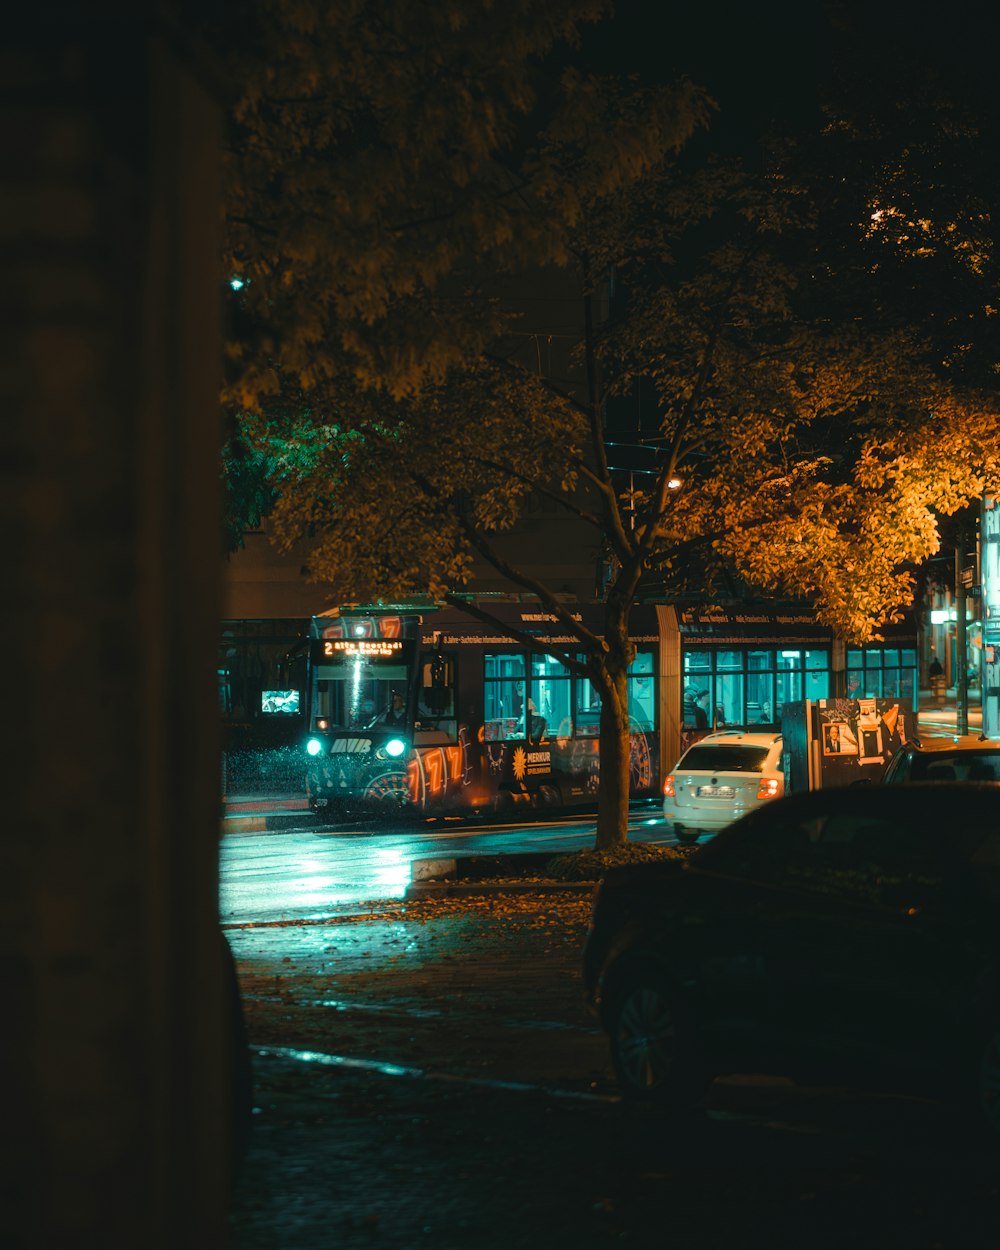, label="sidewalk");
[916,686,983,737]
